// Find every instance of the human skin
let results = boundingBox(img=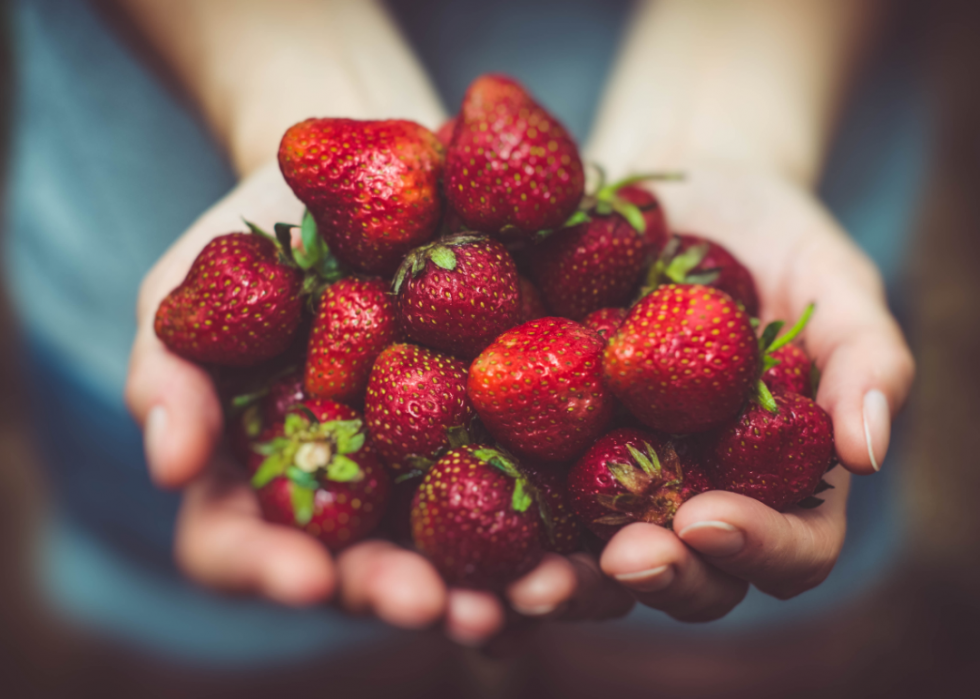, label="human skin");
[123,0,911,641]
